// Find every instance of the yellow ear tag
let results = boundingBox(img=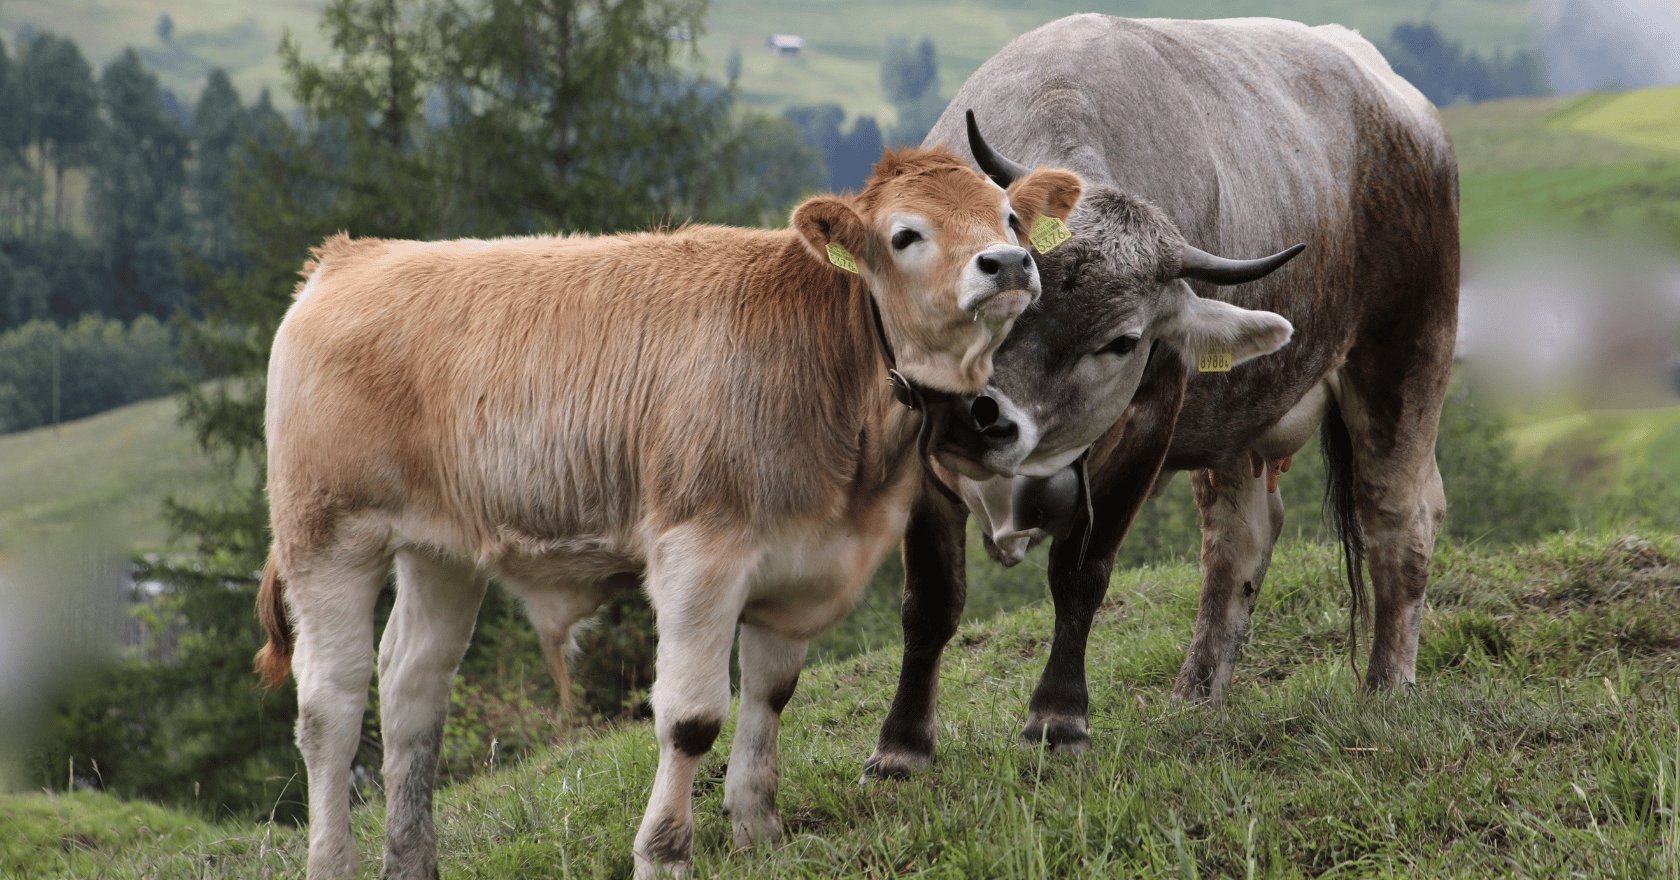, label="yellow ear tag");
[1197,350,1233,373]
[1029,215,1072,253]
[826,242,859,273]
